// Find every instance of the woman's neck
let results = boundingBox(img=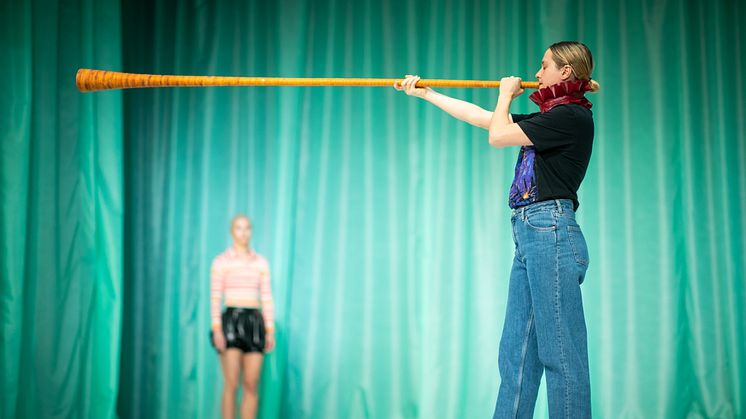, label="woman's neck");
[233,243,252,254]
